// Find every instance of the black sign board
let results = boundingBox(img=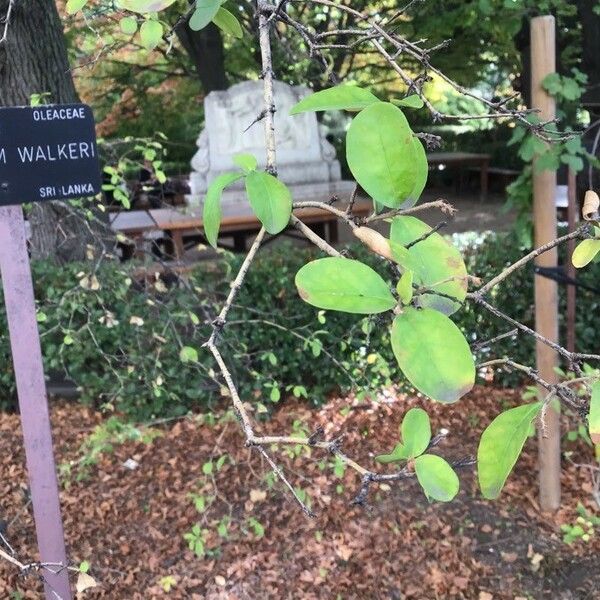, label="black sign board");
[0,104,101,206]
